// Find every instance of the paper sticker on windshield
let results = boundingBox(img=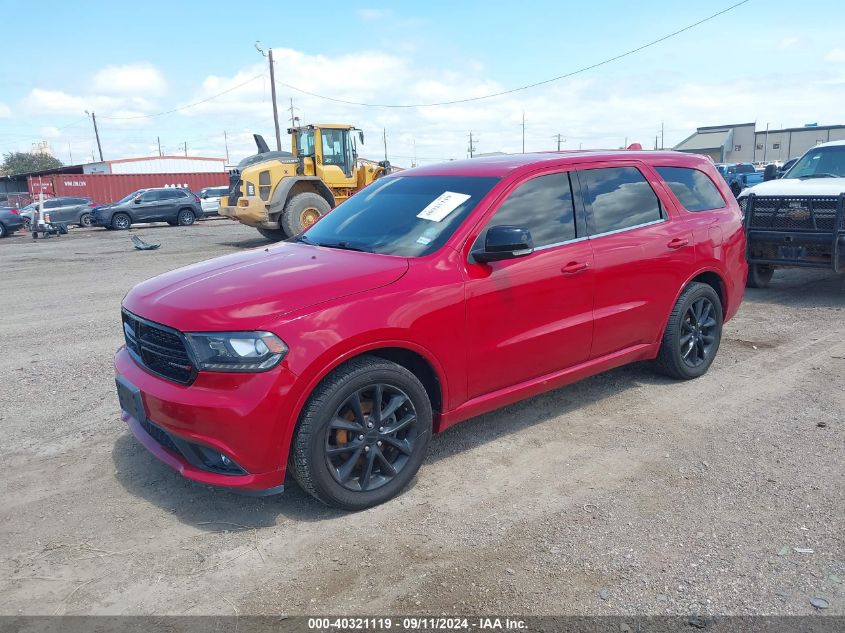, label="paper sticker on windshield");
[417,192,471,222]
